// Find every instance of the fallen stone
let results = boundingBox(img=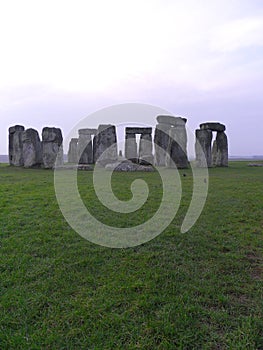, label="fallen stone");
[248,163,263,167]
[55,164,93,171]
[105,160,155,172]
